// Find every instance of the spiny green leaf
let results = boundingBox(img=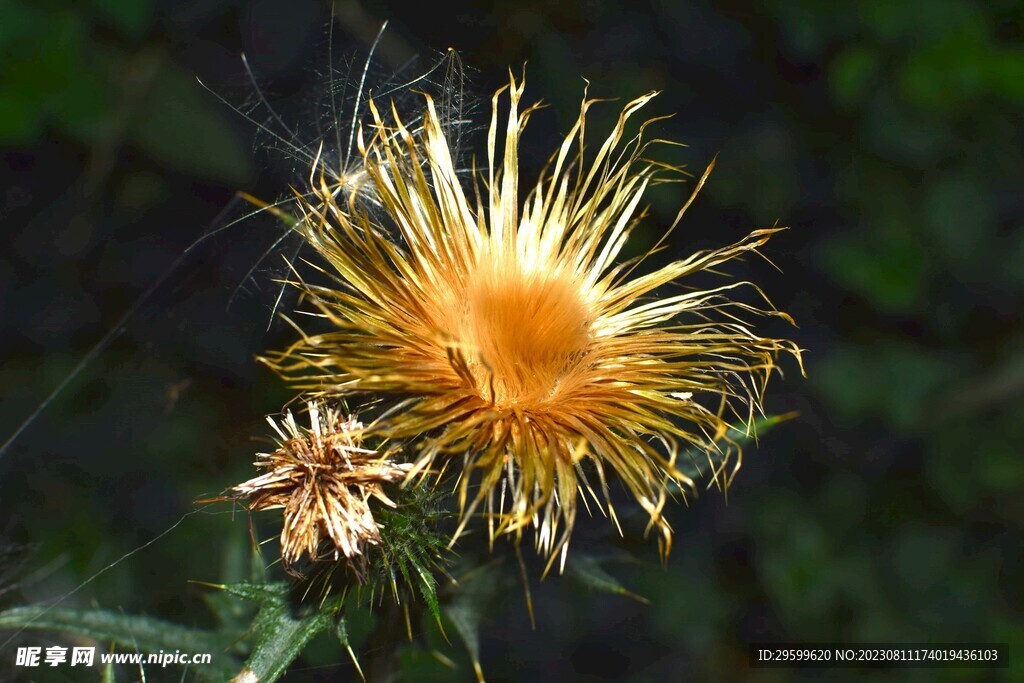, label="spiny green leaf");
[359,484,452,615]
[409,551,442,627]
[237,595,337,683]
[567,555,649,603]
[215,580,290,605]
[678,413,797,481]
[443,563,504,683]
[395,556,413,603]
[335,617,364,681]
[334,616,351,647]
[443,601,483,683]
[729,412,799,442]
[0,605,239,681]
